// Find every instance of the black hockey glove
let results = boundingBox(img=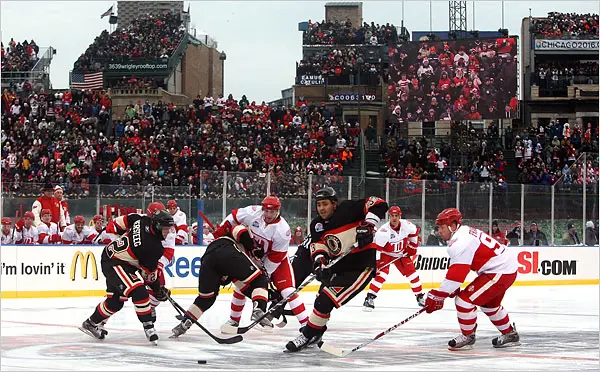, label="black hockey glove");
[313,253,332,283]
[268,289,285,319]
[155,286,171,302]
[356,221,375,248]
[250,245,265,259]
